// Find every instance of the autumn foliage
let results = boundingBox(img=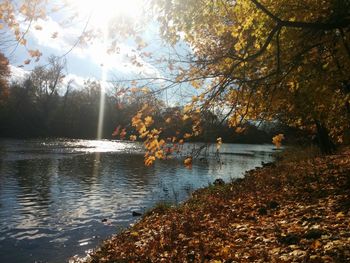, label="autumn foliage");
[104,0,350,160]
[151,0,350,153]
